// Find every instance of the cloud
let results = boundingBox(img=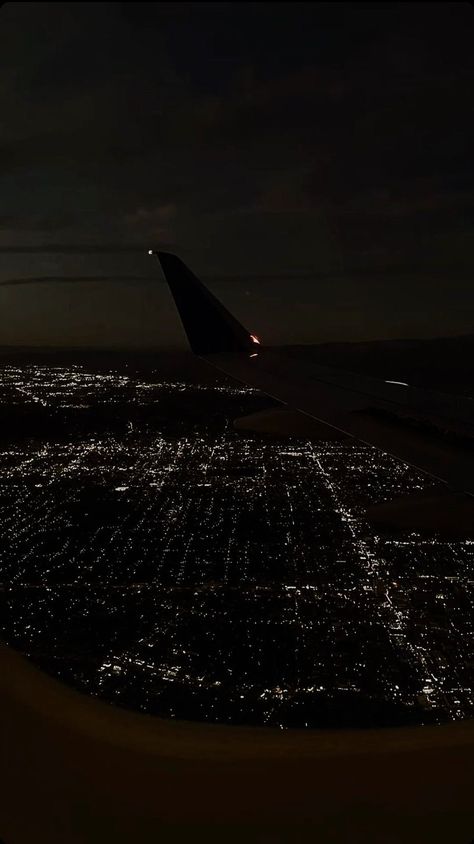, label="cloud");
[0,275,158,287]
[0,244,173,254]
[0,2,472,345]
